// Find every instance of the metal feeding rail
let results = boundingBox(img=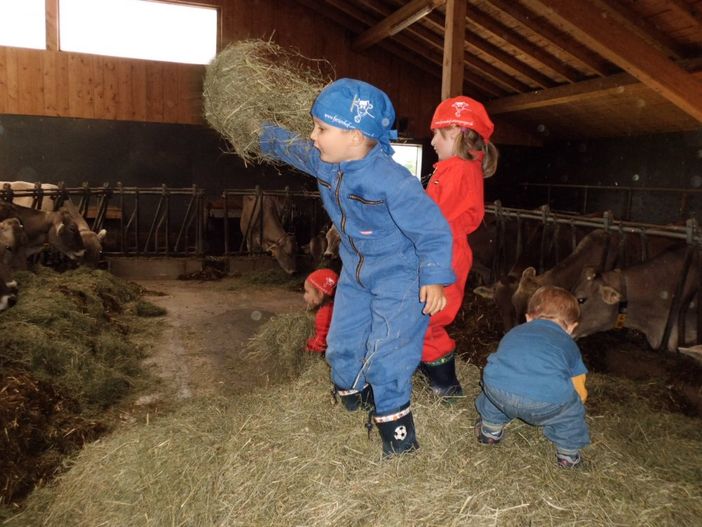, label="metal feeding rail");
[1,182,206,256]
